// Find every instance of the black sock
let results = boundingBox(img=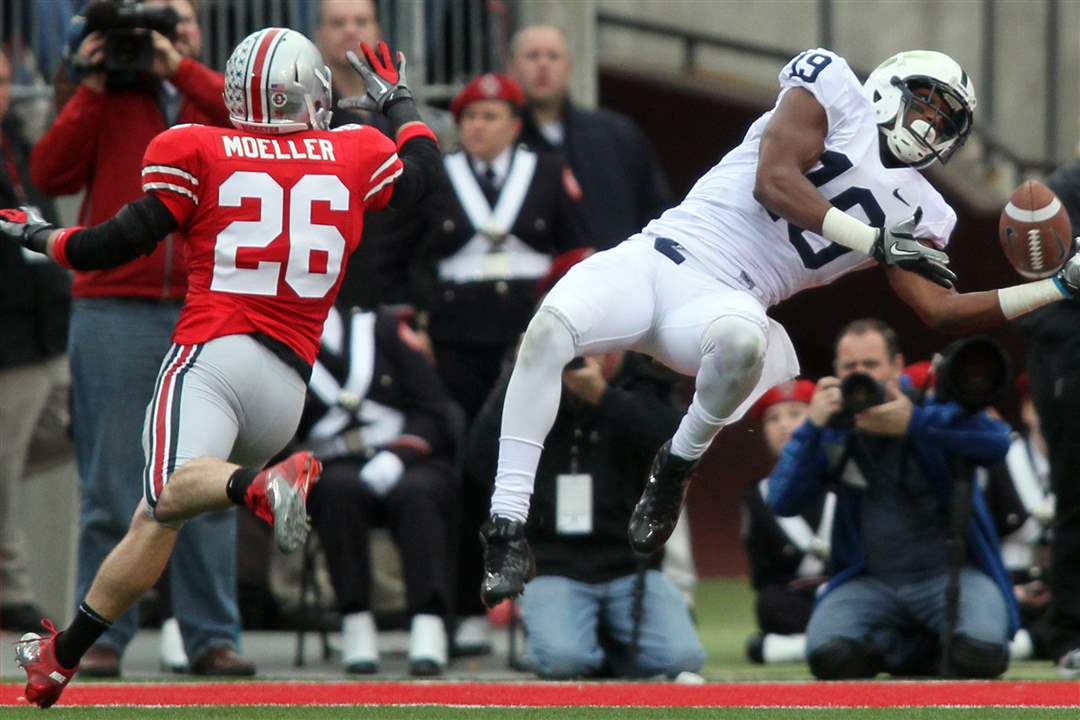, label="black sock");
[54,603,112,668]
[226,467,259,505]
